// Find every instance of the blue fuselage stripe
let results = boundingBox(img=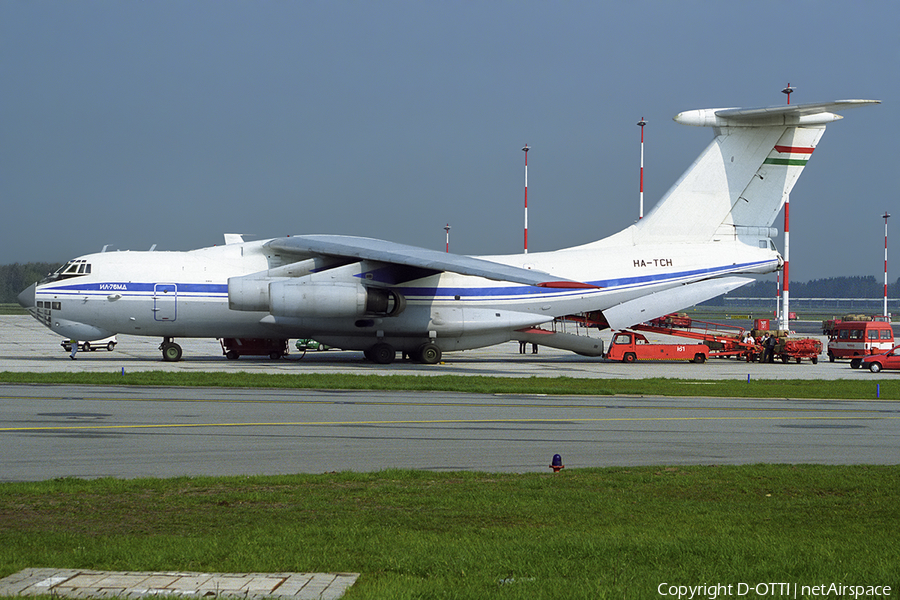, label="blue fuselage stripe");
[39,259,771,301]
